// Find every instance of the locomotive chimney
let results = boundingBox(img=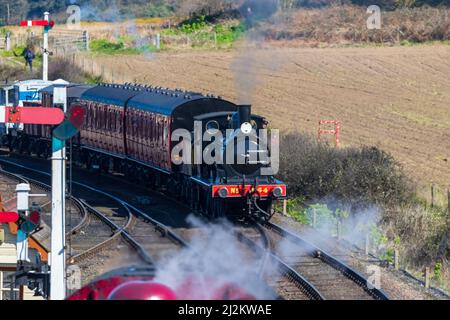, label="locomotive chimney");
[238,104,251,126]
